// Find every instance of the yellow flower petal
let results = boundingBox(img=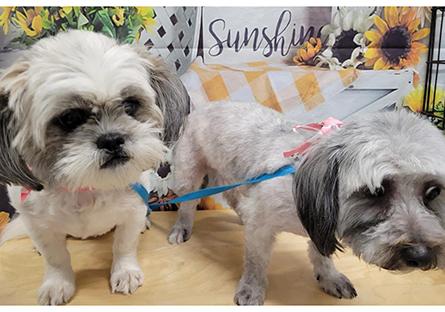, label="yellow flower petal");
[374,15,389,34]
[31,15,42,33]
[300,49,308,61]
[365,30,381,43]
[364,47,380,59]
[0,7,12,34]
[407,17,420,33]
[412,28,430,41]
[401,7,416,27]
[374,57,387,70]
[385,7,399,28]
[412,41,428,53]
[14,11,36,37]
